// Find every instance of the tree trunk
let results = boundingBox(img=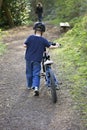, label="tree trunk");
[0,0,3,8]
[2,1,14,27]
